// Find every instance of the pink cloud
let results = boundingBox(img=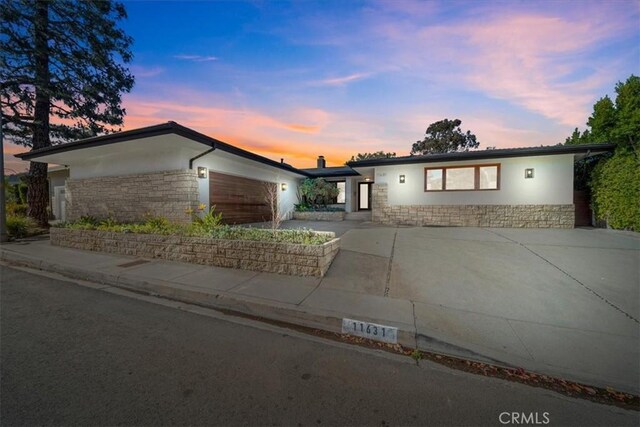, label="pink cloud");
[347,3,637,127]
